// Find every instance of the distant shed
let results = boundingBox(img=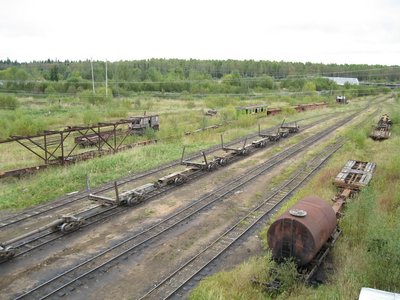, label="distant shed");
[325,77,359,85]
[236,104,268,115]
